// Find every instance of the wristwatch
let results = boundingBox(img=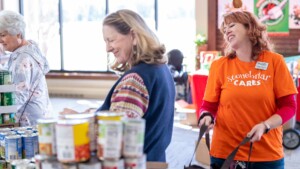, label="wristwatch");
[263,121,271,134]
